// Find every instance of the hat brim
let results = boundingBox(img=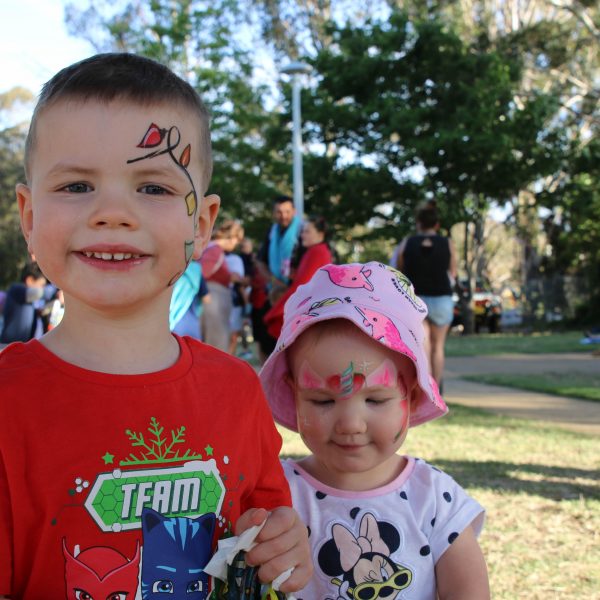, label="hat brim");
[259,304,447,433]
